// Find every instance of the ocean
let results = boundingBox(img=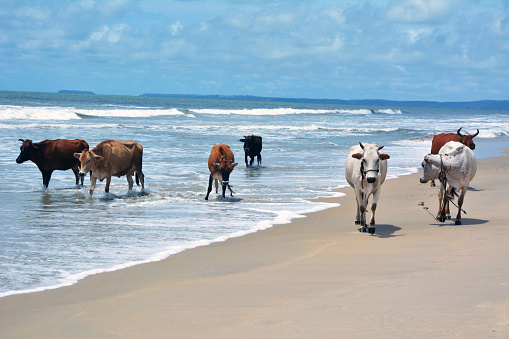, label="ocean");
[1,90,508,298]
